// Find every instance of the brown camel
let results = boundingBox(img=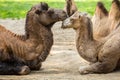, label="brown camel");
[62,11,120,74]
[0,2,67,75]
[64,0,77,17]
